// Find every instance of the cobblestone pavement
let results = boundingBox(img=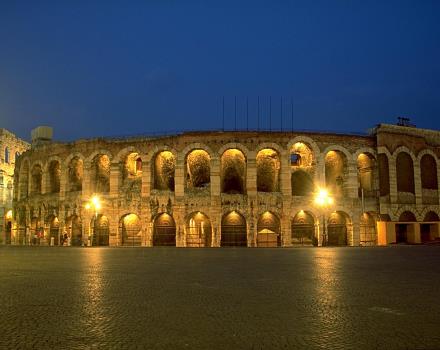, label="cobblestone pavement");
[1,246,440,350]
